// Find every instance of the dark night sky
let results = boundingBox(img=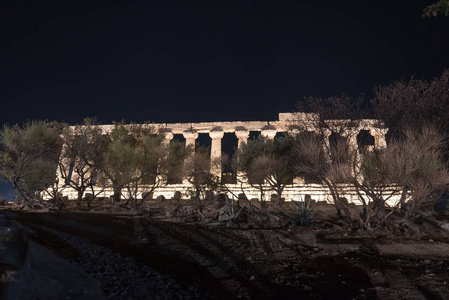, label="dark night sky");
[1,0,449,126]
